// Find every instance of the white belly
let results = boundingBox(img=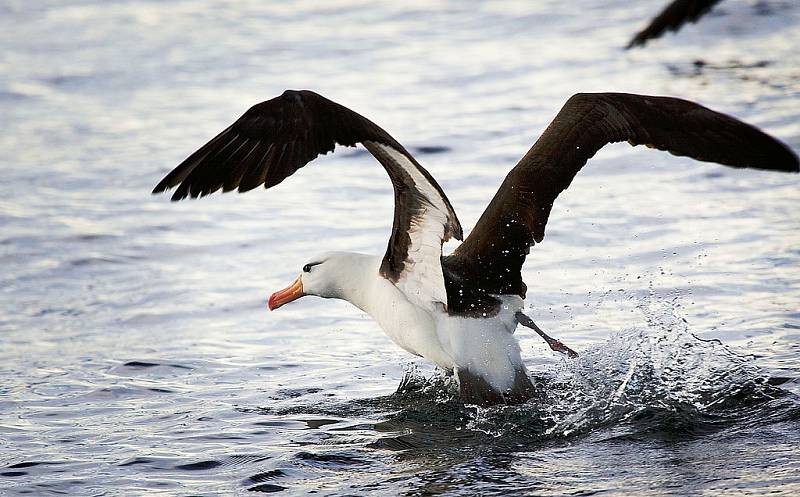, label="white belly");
[433,296,526,392]
[361,277,526,392]
[362,277,455,368]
